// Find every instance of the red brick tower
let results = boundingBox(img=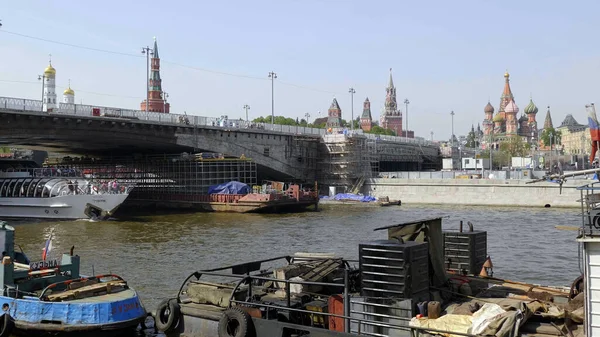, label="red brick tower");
[140,38,170,113]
